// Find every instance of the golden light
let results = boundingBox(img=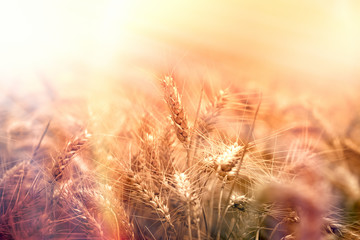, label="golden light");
[0,0,359,94]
